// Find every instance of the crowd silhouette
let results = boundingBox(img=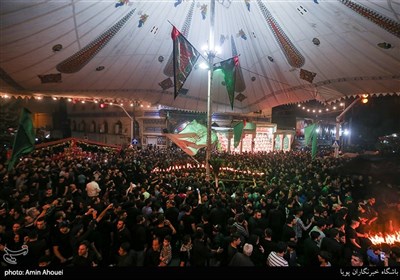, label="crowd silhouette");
[0,143,399,268]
